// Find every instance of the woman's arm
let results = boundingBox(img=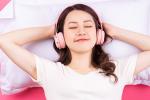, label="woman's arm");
[103,23,150,75]
[0,25,54,45]
[0,24,55,79]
